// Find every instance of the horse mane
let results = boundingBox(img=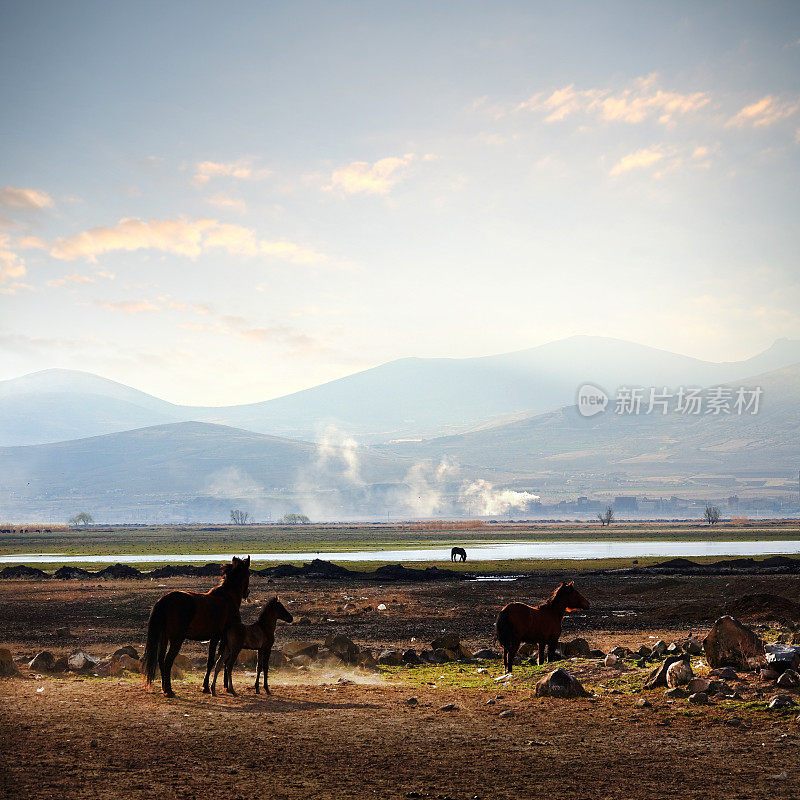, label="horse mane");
[218,556,249,586]
[543,582,569,607]
[256,597,279,623]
